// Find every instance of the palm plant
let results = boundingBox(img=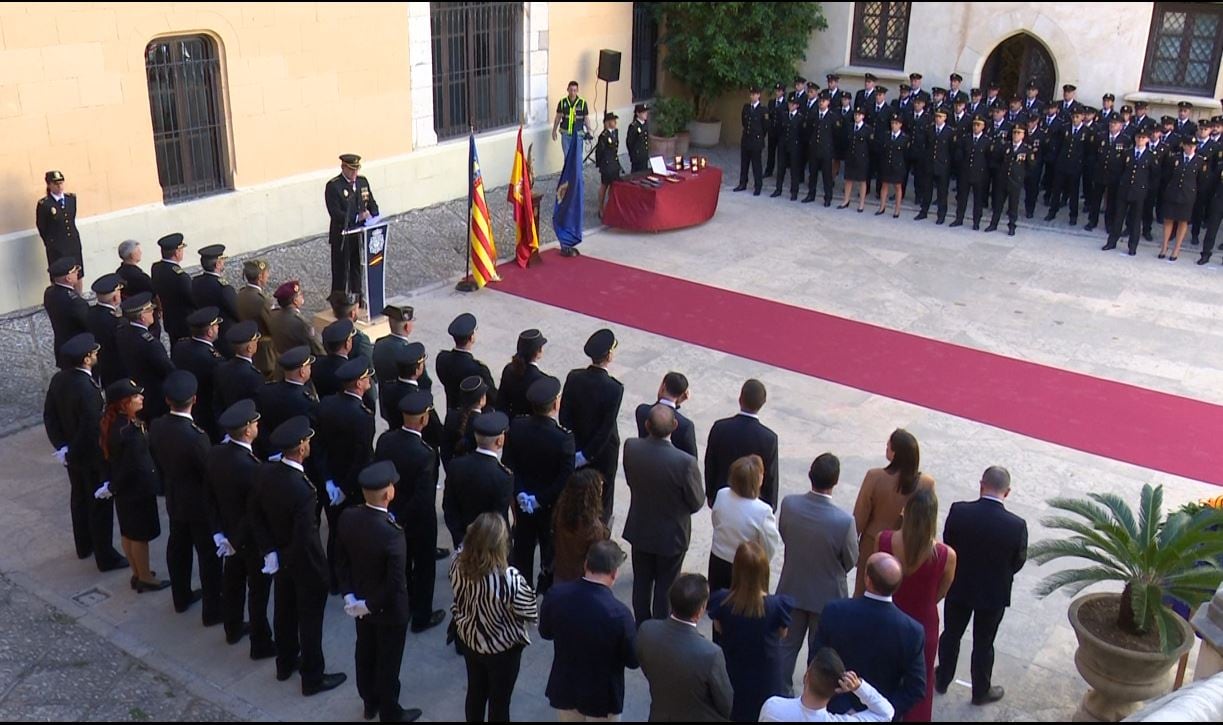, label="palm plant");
[1030,483,1223,652]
